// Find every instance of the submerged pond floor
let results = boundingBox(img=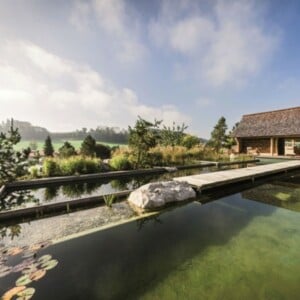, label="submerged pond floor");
[1,171,300,299]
